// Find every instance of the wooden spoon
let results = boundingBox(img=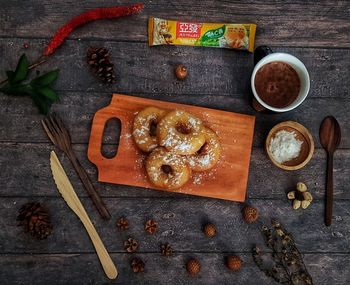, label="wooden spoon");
[319,116,341,226]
